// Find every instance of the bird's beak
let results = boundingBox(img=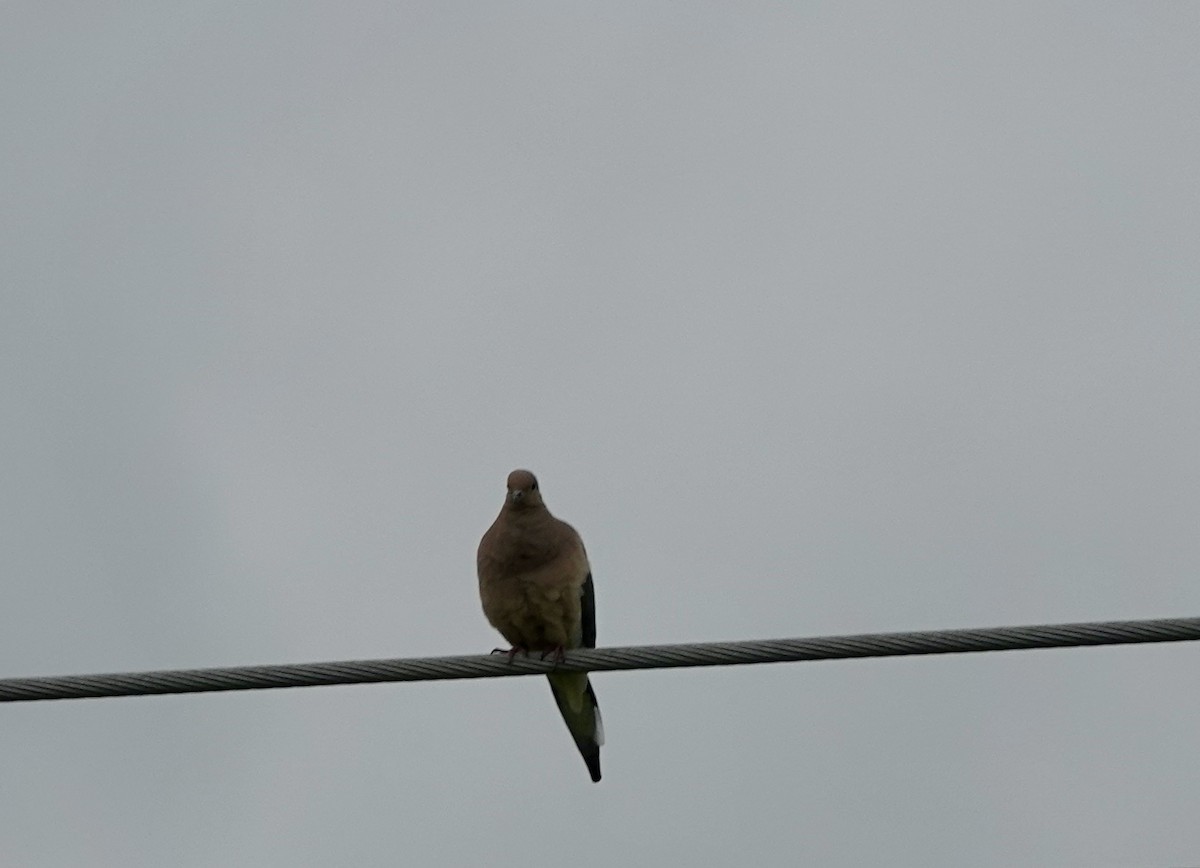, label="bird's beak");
[509,490,524,503]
